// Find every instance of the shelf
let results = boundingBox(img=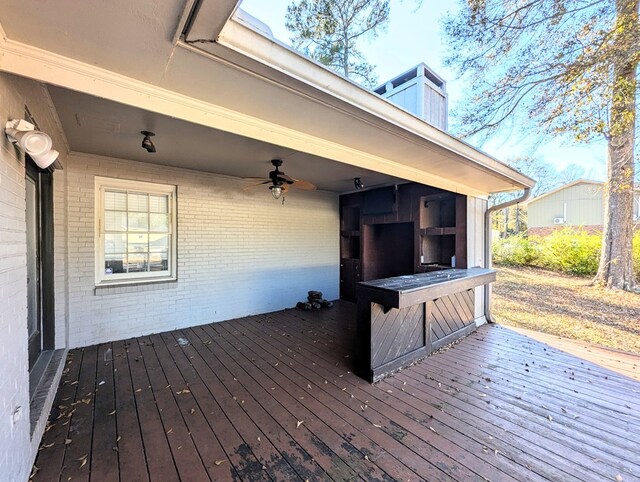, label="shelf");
[420,227,457,236]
